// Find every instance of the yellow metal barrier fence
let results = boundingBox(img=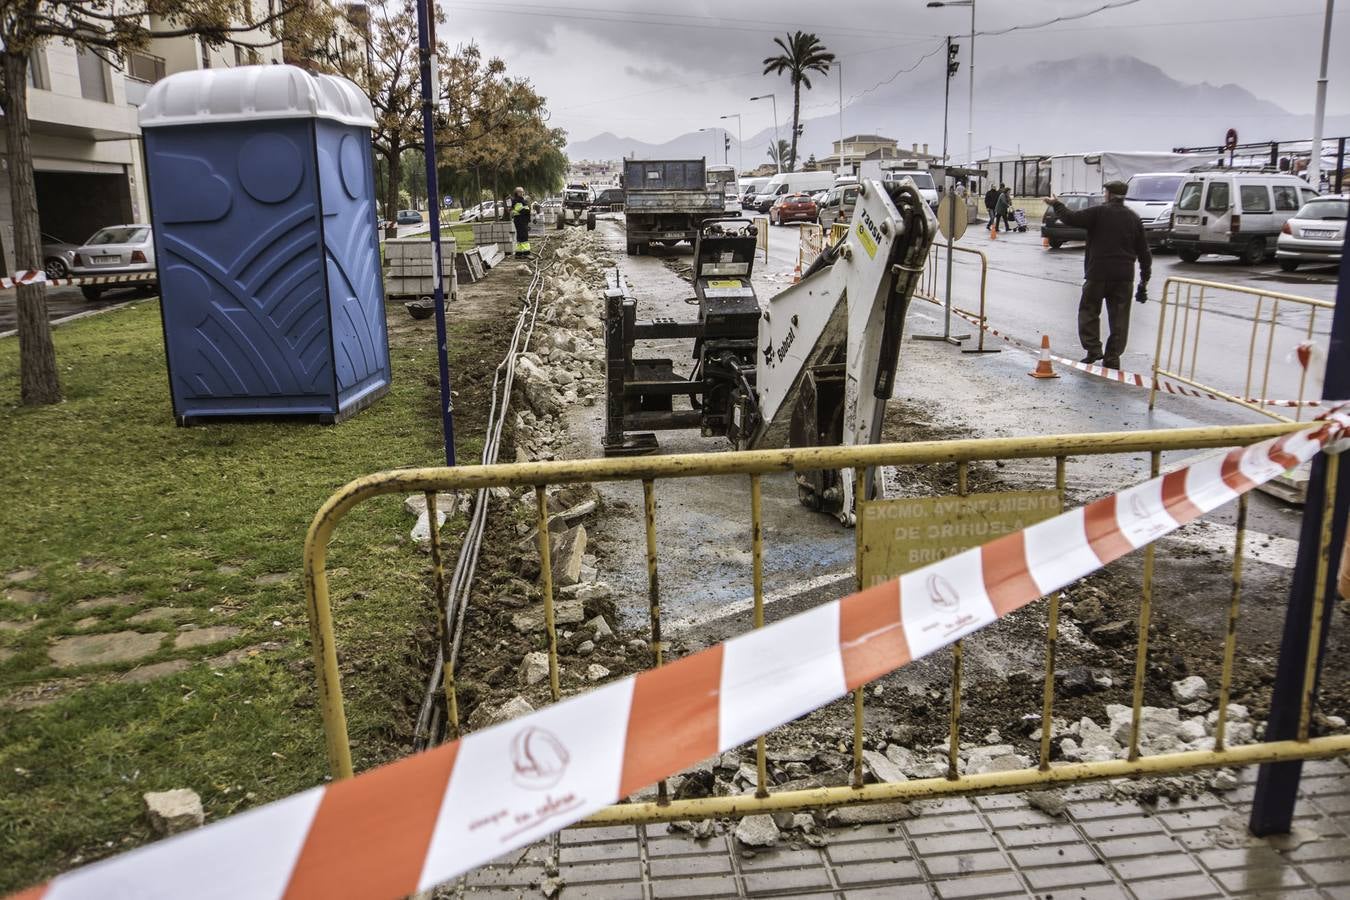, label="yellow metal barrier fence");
[1149,276,1333,422]
[753,216,769,261]
[915,241,993,352]
[304,421,1350,824]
